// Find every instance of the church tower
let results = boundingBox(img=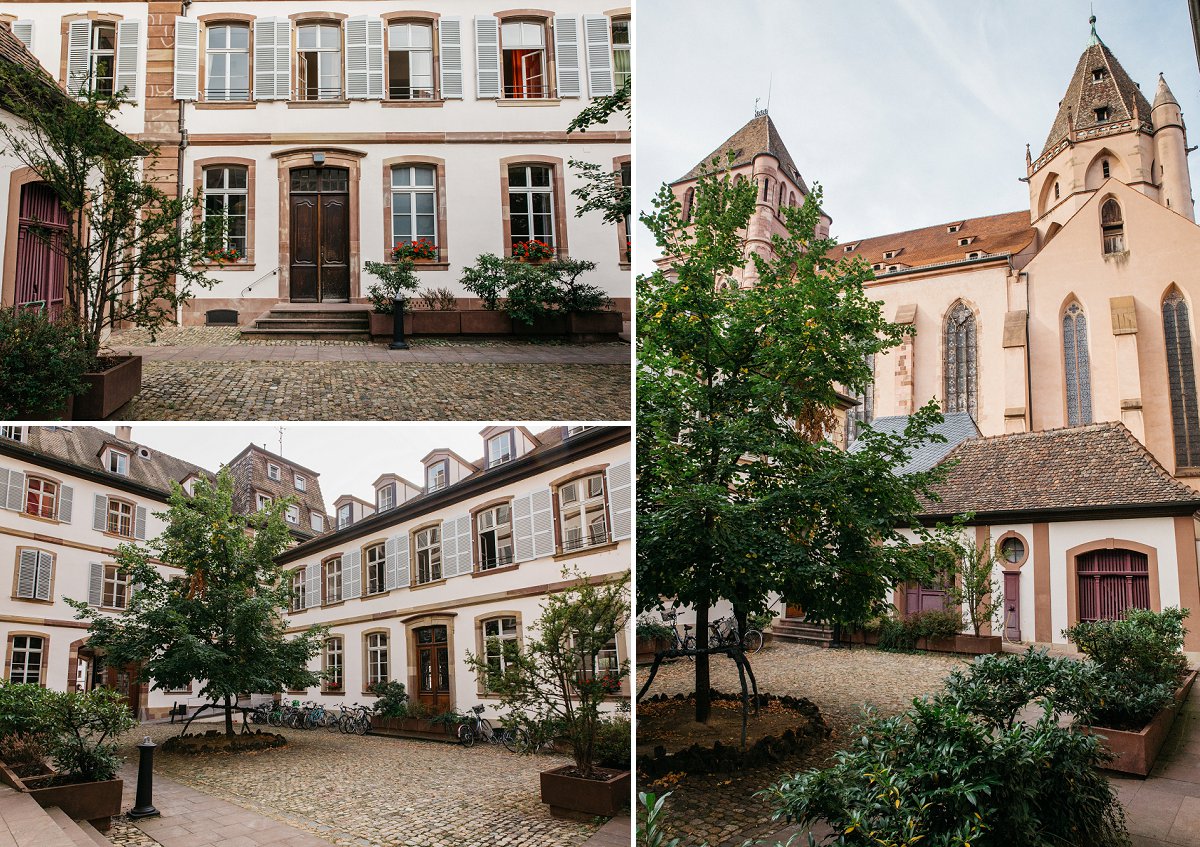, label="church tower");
[1025,17,1192,243]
